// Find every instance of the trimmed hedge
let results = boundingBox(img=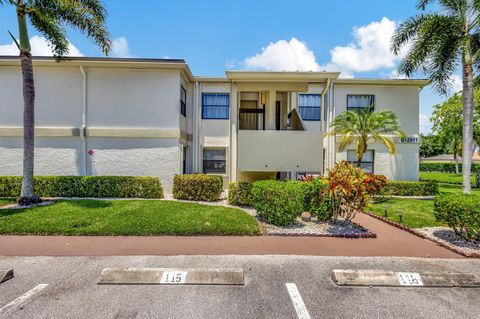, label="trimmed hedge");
[173,174,223,202]
[0,176,163,198]
[380,181,438,196]
[303,178,332,221]
[420,162,480,173]
[228,182,253,206]
[434,194,480,241]
[251,180,306,226]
